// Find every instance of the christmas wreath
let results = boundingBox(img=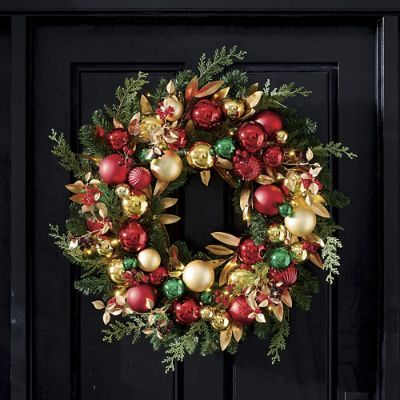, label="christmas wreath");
[50,47,356,371]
